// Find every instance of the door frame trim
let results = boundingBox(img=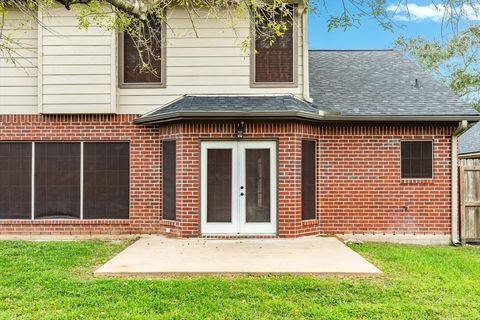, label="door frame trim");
[199,139,279,236]
[200,141,239,235]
